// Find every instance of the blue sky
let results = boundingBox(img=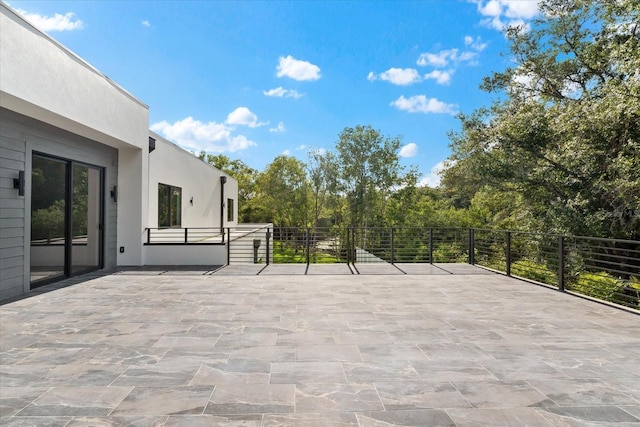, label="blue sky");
[9,0,541,186]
